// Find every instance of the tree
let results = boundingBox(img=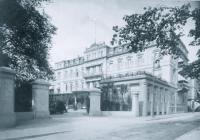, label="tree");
[0,0,56,83]
[112,3,200,79]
